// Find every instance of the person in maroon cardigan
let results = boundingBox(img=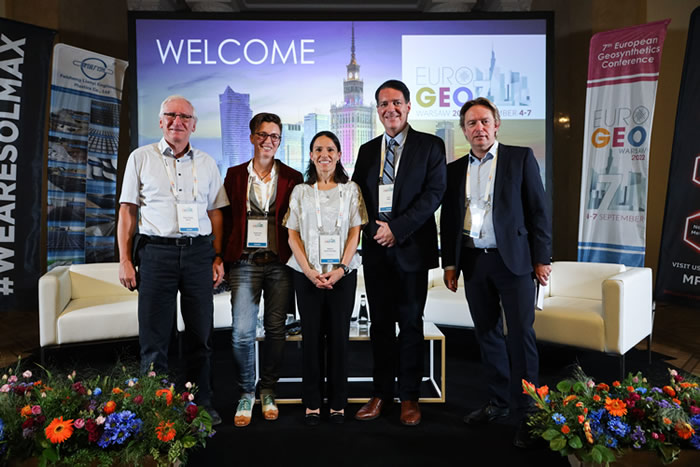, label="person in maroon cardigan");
[221,113,303,427]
